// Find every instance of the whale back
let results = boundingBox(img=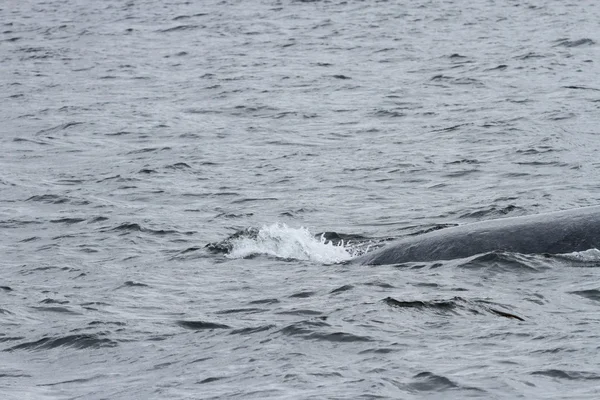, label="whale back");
[355,206,600,265]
